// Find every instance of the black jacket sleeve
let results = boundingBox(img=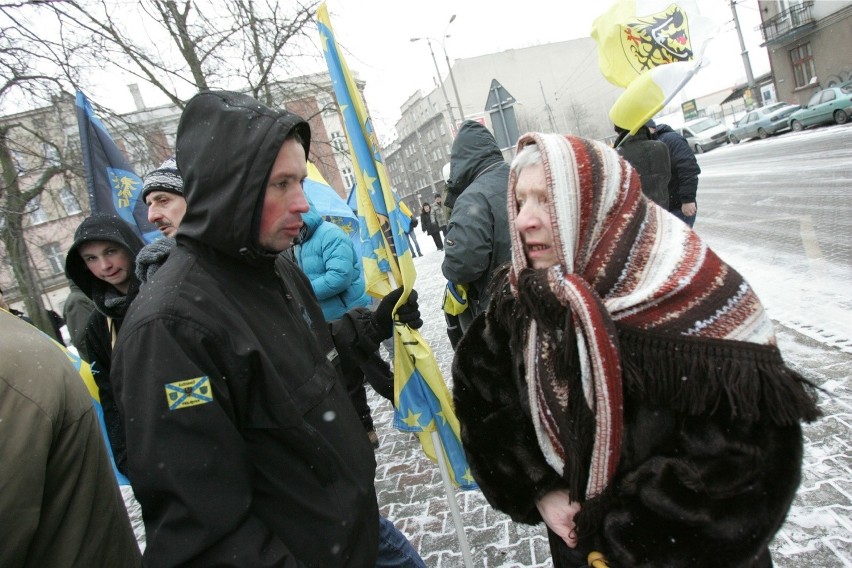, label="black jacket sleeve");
[452,312,562,524]
[665,134,701,204]
[85,313,128,475]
